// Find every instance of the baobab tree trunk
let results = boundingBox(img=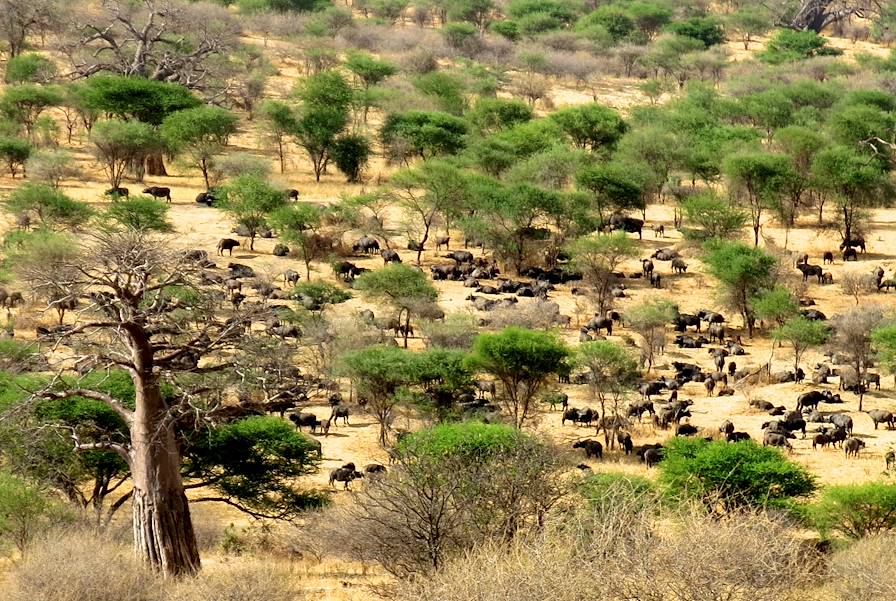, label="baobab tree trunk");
[130,378,200,577]
[145,153,168,177]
